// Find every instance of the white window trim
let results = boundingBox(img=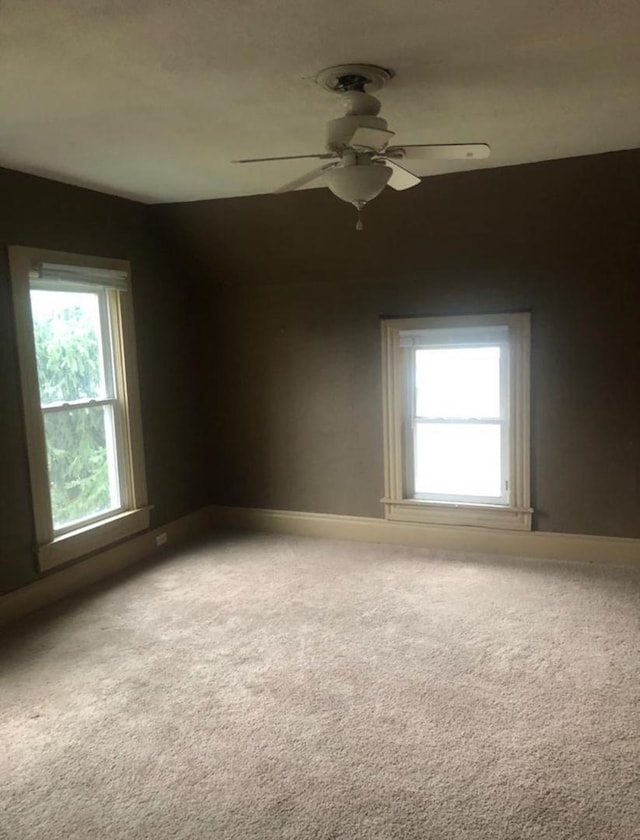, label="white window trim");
[10,246,150,571]
[381,313,532,531]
